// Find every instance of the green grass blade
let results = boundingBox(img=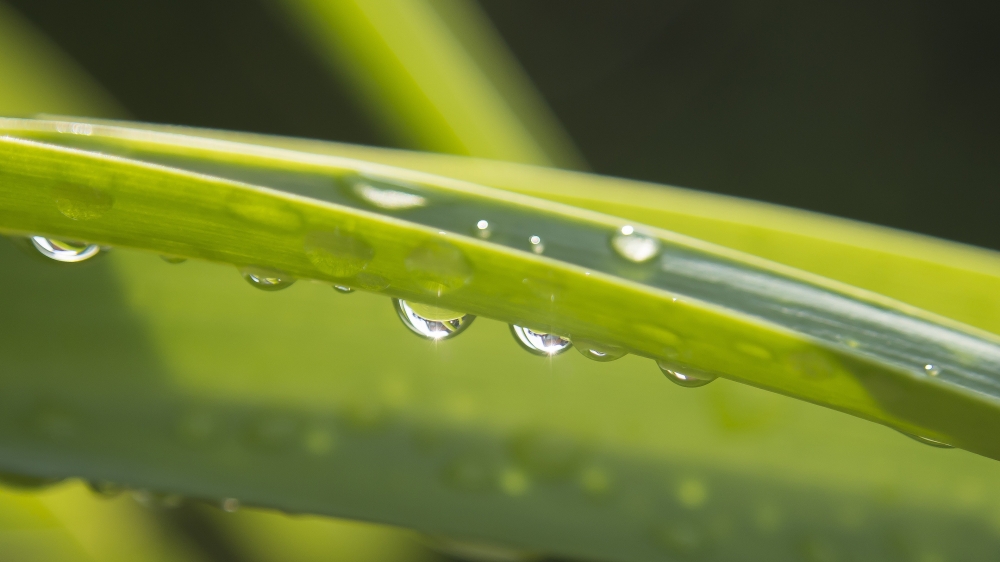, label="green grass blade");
[274,0,583,167]
[3,117,1000,458]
